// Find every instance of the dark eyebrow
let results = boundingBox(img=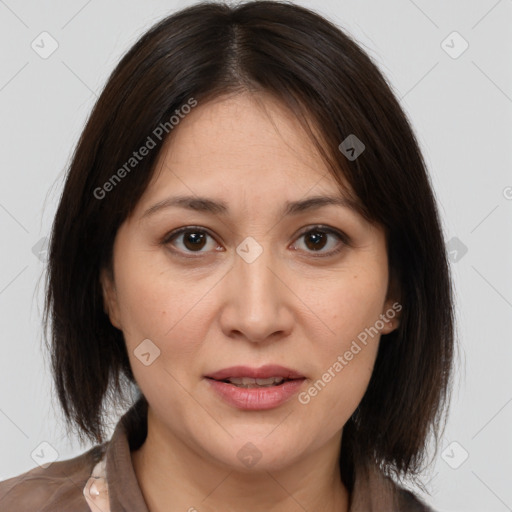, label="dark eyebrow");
[141,194,361,219]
